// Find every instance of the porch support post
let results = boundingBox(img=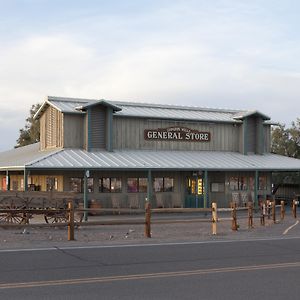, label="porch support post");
[254,170,259,209]
[6,170,10,191]
[24,168,28,191]
[147,170,152,206]
[83,170,88,221]
[204,170,208,208]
